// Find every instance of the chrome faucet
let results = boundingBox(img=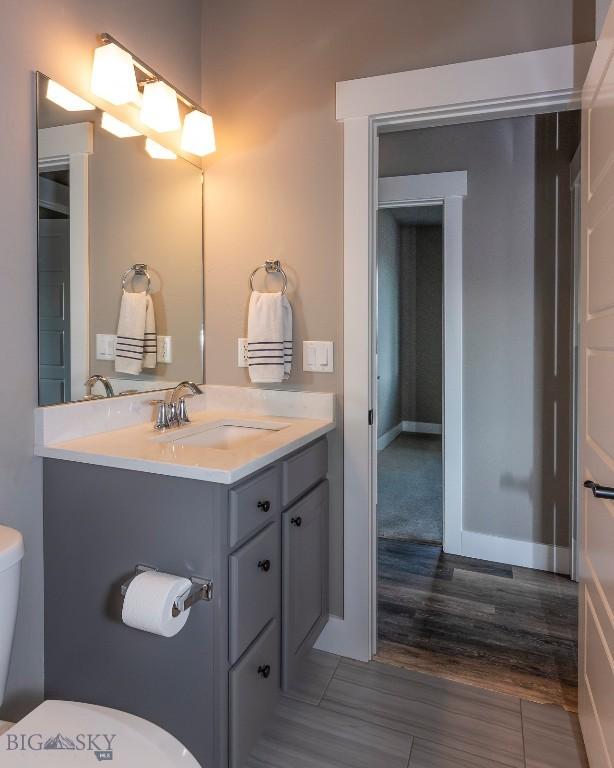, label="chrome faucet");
[84,375,115,399]
[151,381,203,430]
